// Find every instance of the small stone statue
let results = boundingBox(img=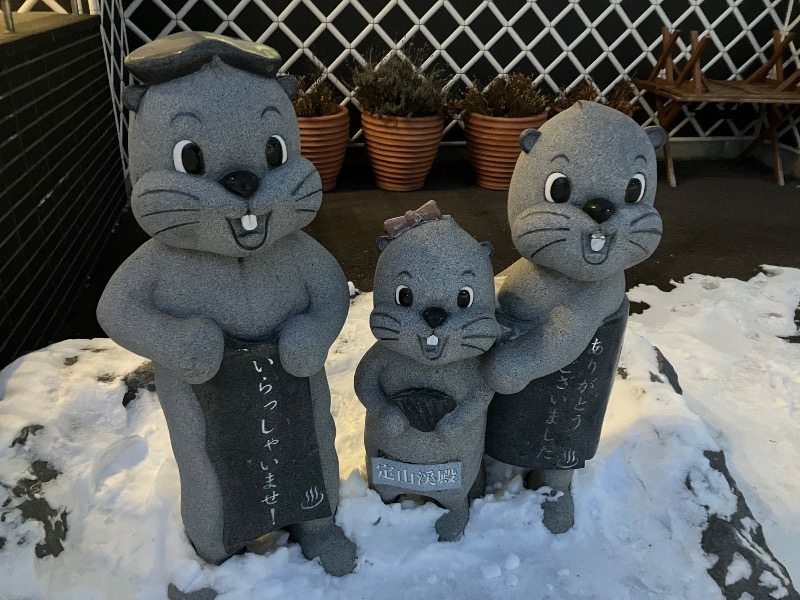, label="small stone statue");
[484,101,667,533]
[355,201,499,541]
[97,32,356,576]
